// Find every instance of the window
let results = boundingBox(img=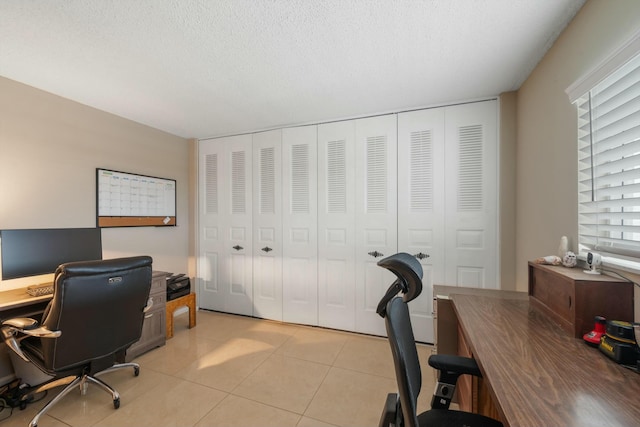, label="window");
[573,49,640,271]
